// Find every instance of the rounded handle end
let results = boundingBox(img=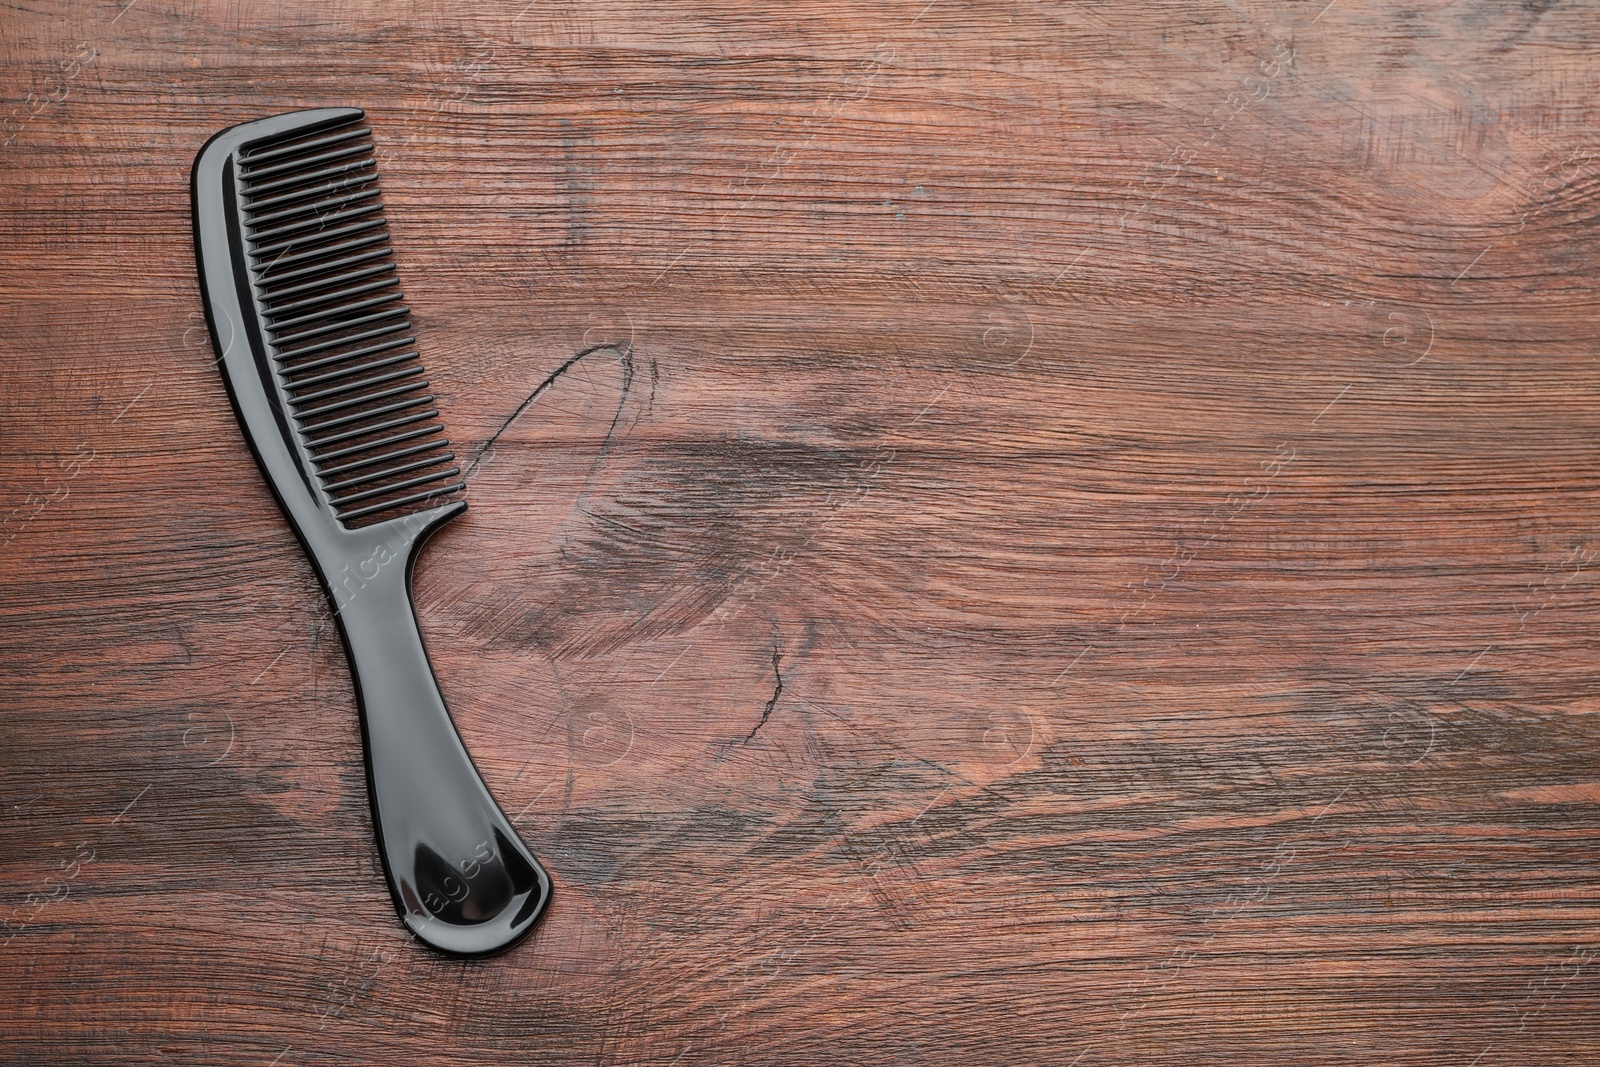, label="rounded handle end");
[395,826,552,957]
